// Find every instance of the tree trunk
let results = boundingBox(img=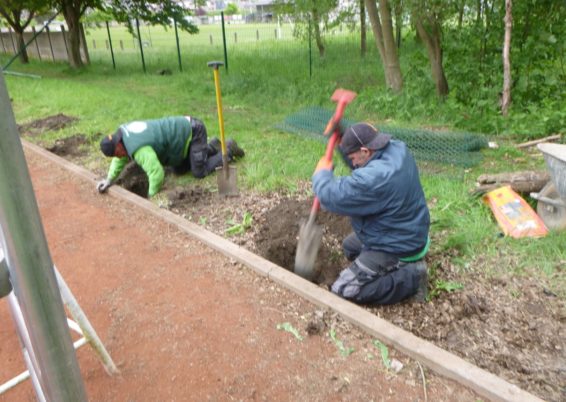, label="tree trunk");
[312,7,325,57]
[414,16,449,97]
[62,1,84,68]
[0,7,32,64]
[365,0,385,57]
[379,0,402,91]
[360,0,366,57]
[501,0,512,116]
[394,0,402,48]
[457,0,464,28]
[475,0,482,25]
[365,0,403,92]
[15,31,29,64]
